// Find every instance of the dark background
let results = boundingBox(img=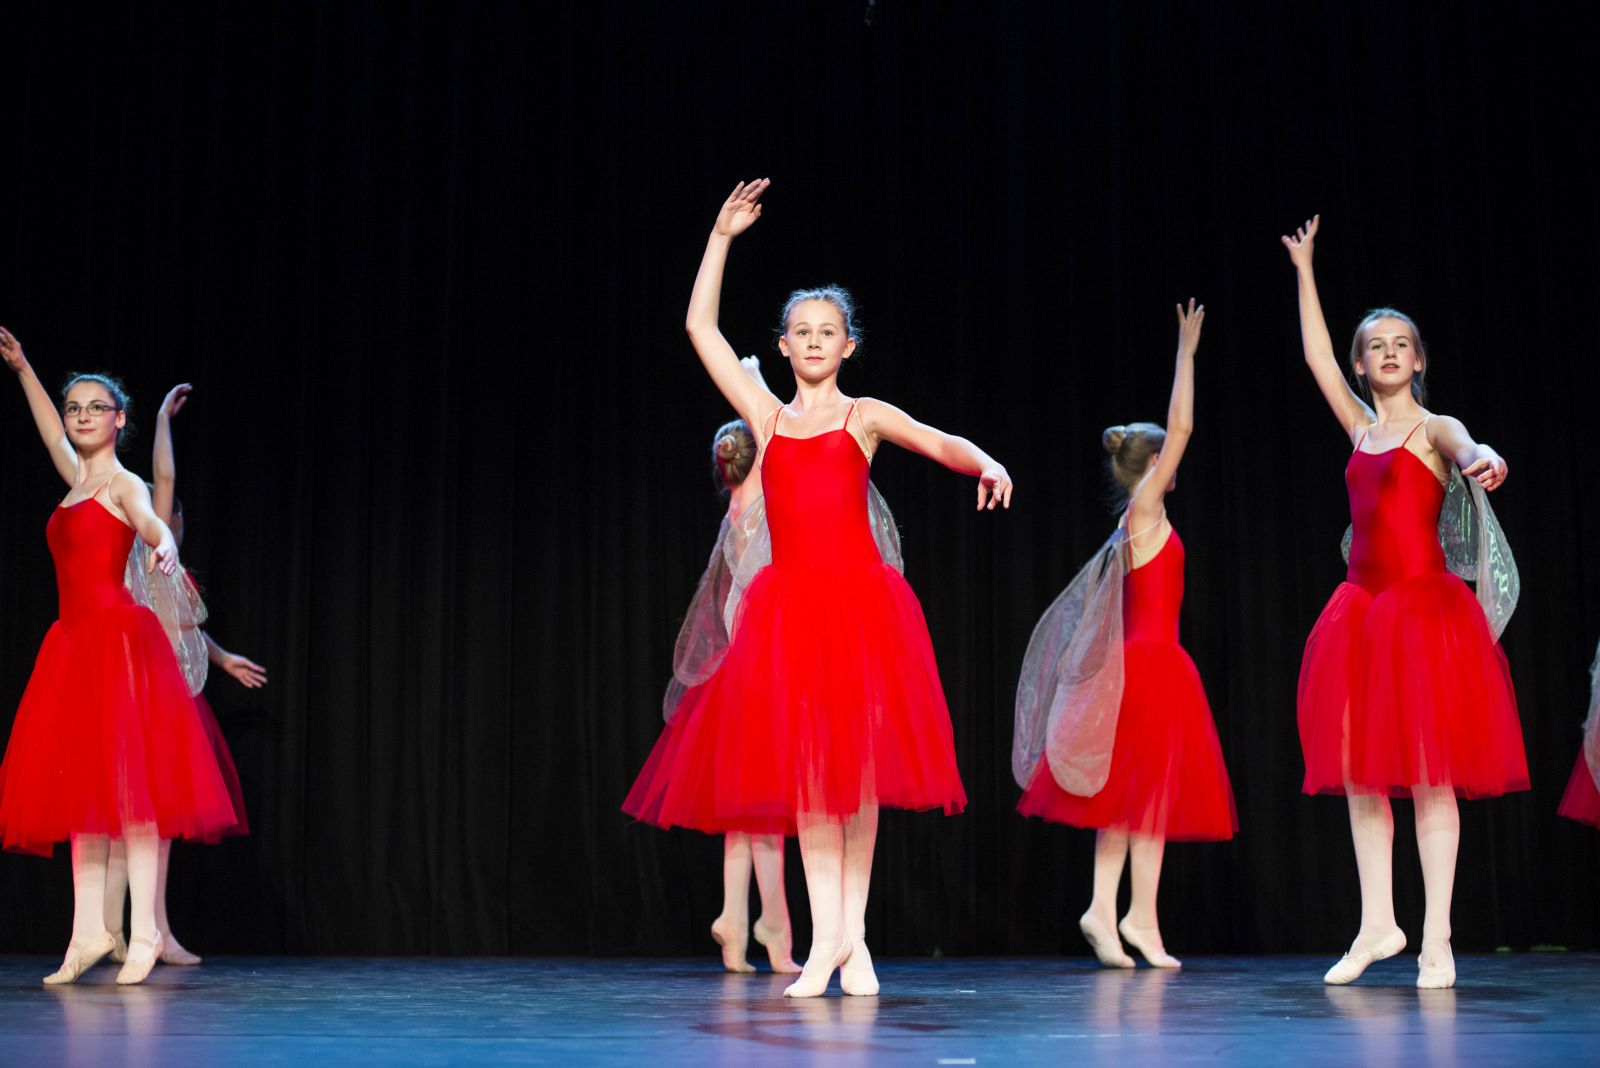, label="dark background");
[1,1,1595,957]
